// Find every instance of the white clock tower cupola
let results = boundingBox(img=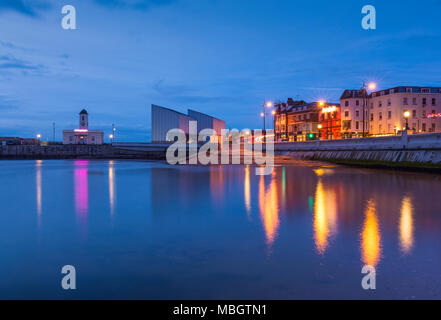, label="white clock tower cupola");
[79,109,88,129]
